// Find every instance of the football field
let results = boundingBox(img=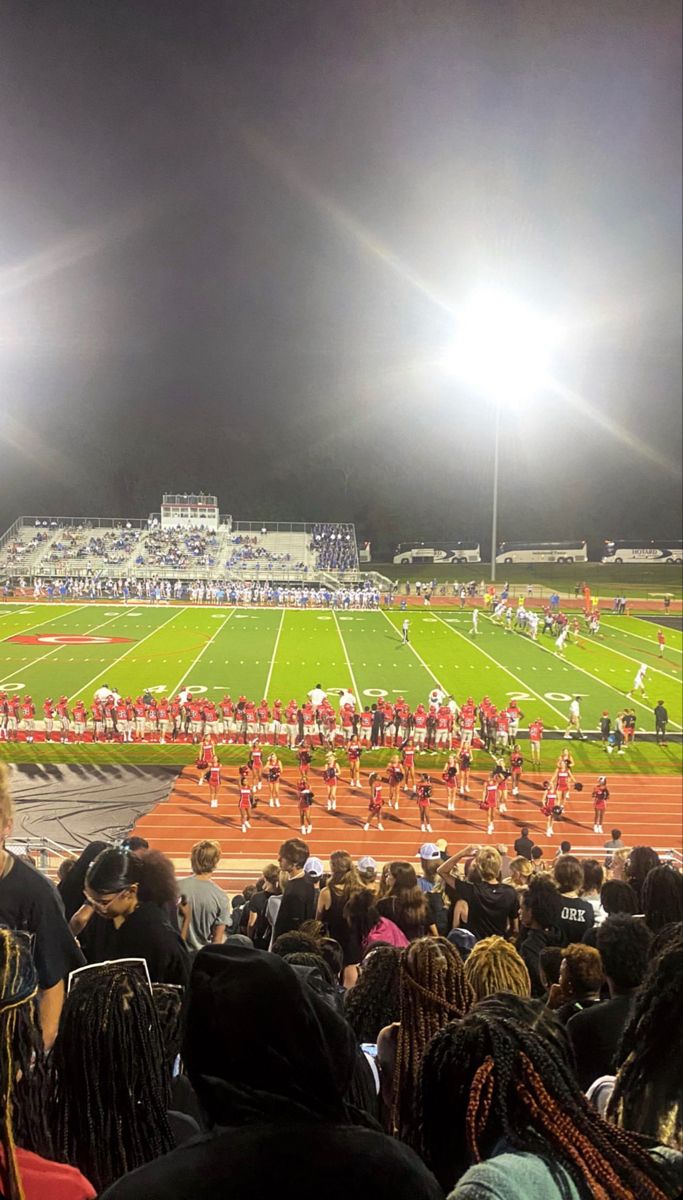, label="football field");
[0,602,681,757]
